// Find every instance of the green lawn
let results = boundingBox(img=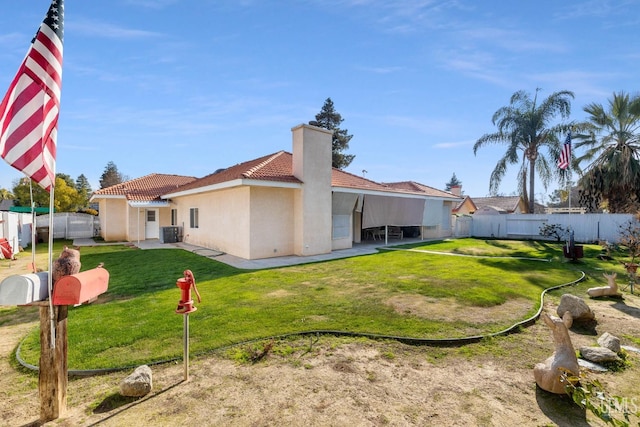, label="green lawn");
[3,238,616,370]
